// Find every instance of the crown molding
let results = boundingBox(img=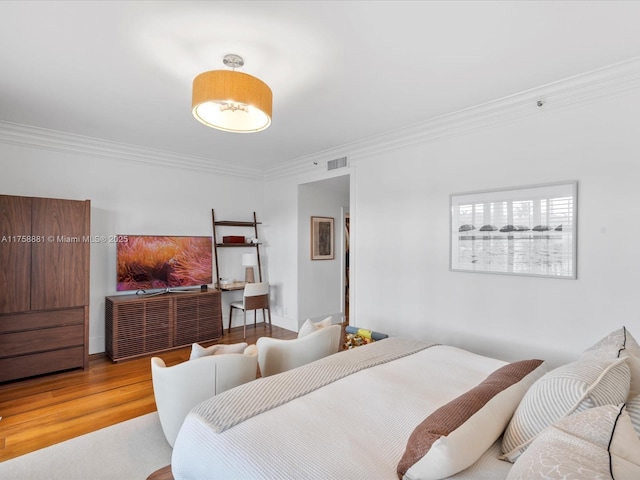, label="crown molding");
[0,121,264,180]
[3,56,640,183]
[265,56,640,181]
